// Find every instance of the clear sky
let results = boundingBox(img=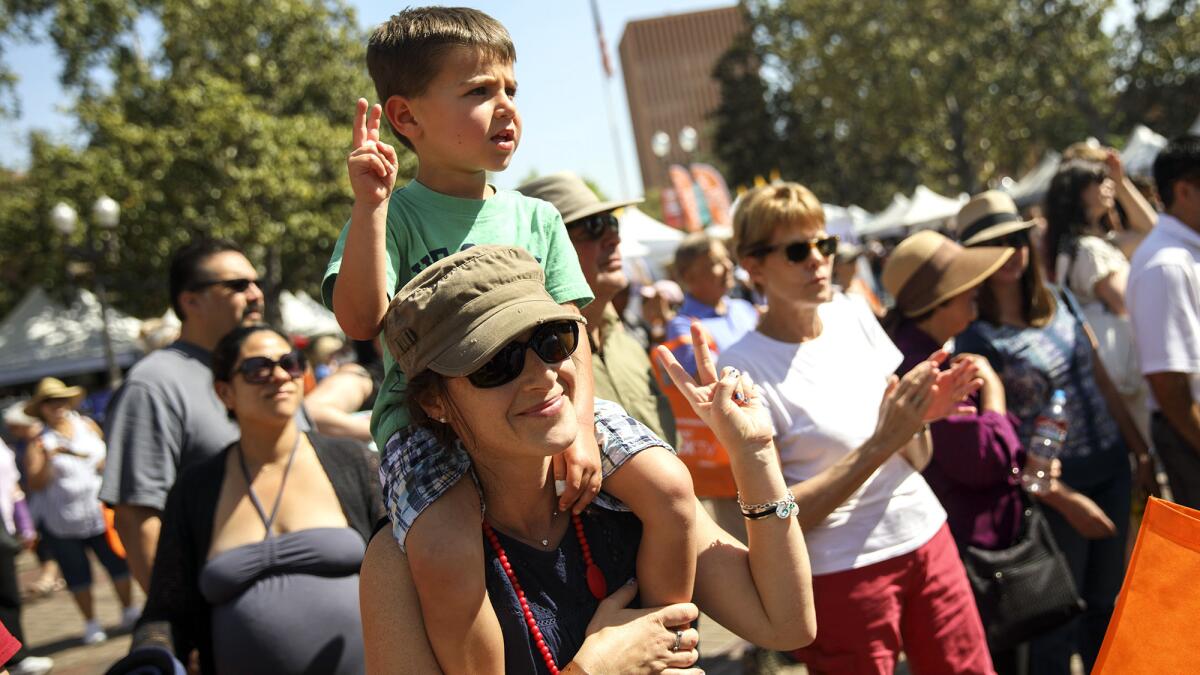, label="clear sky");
[1,1,1136,202]
[0,0,733,201]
